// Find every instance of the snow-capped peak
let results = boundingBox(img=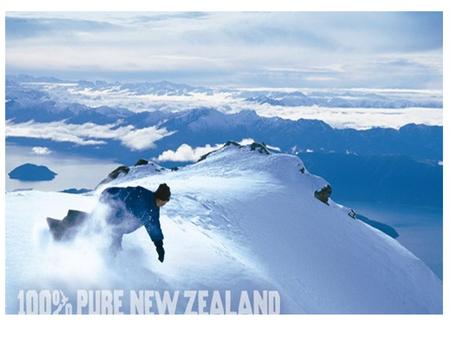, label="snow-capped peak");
[5,141,442,313]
